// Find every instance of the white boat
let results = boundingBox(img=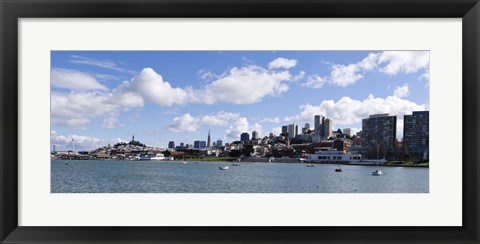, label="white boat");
[219,166,229,170]
[150,153,166,161]
[372,169,382,176]
[182,161,187,164]
[305,149,362,164]
[306,163,315,167]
